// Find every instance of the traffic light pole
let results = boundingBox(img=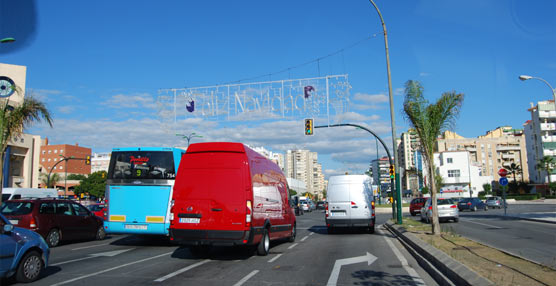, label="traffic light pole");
[314,123,401,223]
